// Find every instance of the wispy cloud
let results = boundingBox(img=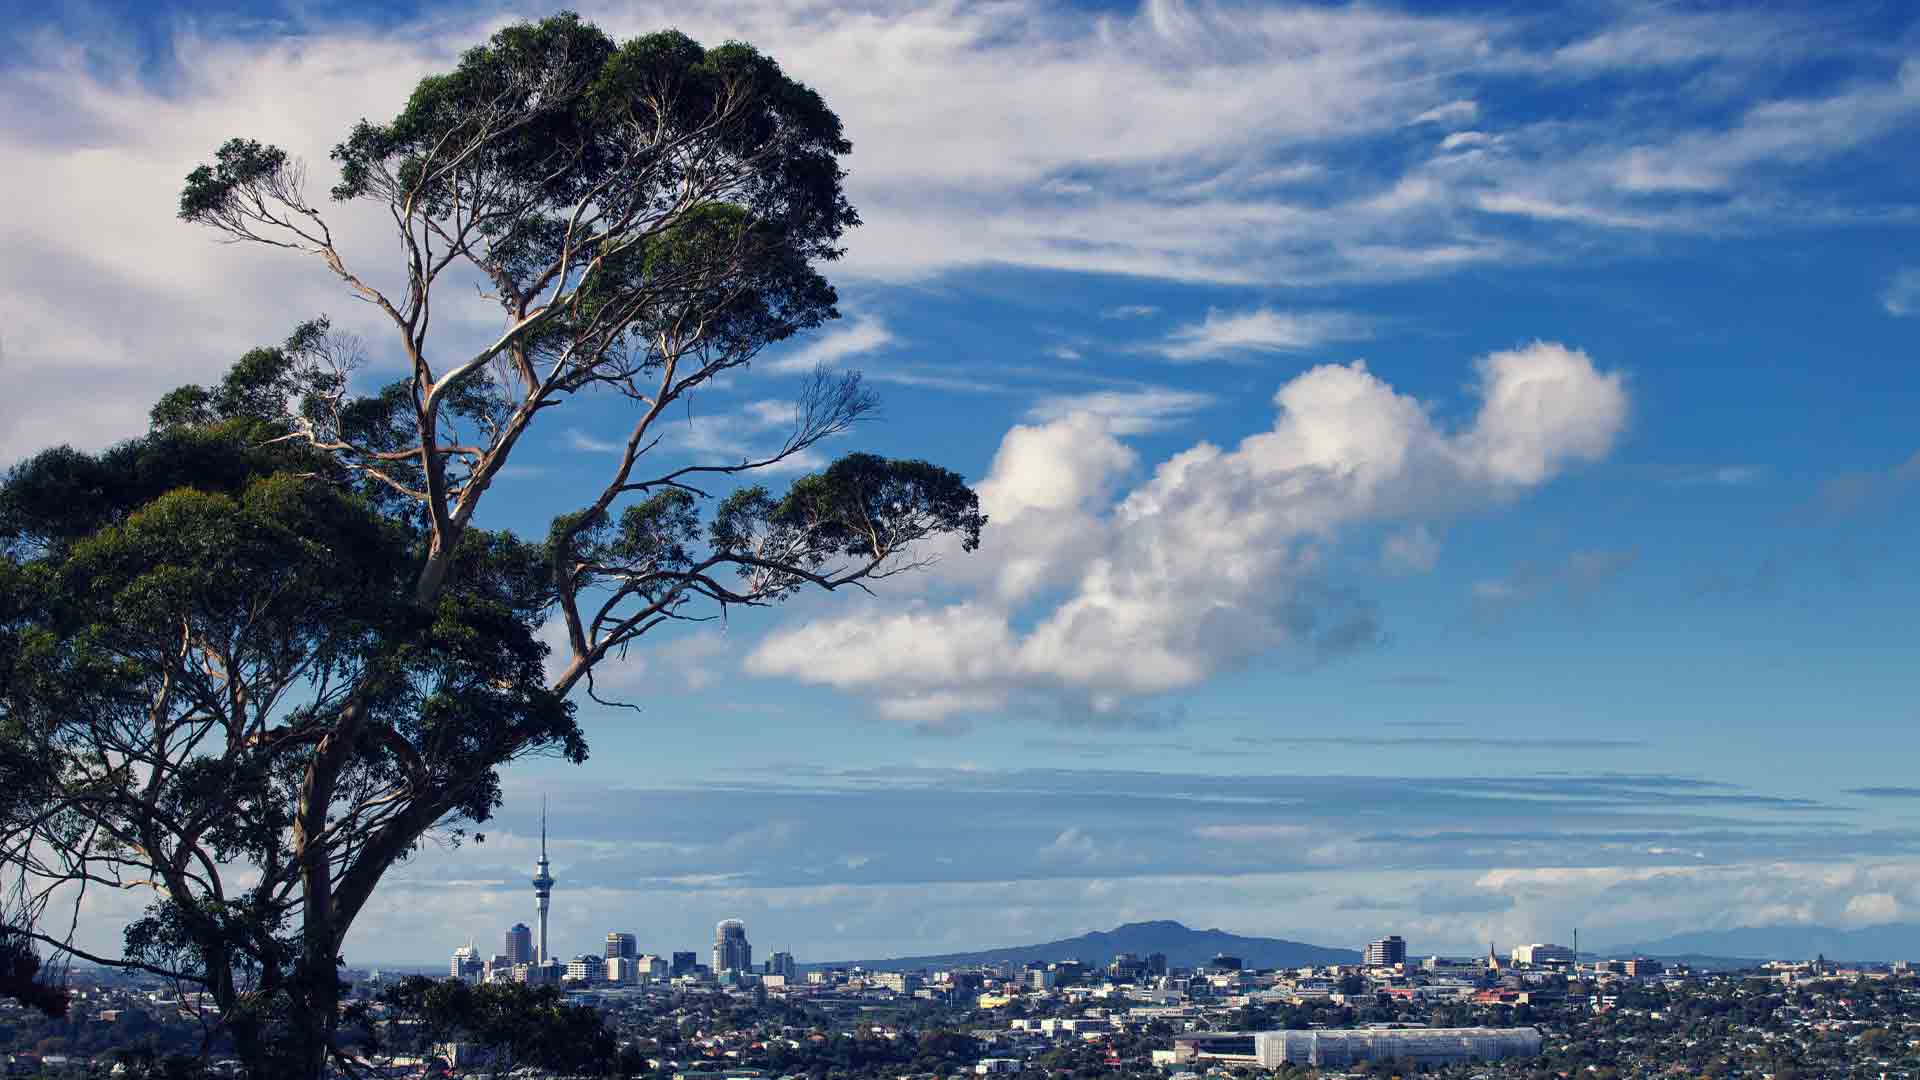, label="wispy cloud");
[763,314,897,374]
[1410,99,1479,127]
[562,427,622,454]
[1150,307,1373,362]
[1102,304,1161,320]
[1025,387,1215,434]
[1473,546,1639,614]
[1806,450,1920,519]
[1667,465,1767,488]
[1882,268,1920,317]
[1233,734,1646,750]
